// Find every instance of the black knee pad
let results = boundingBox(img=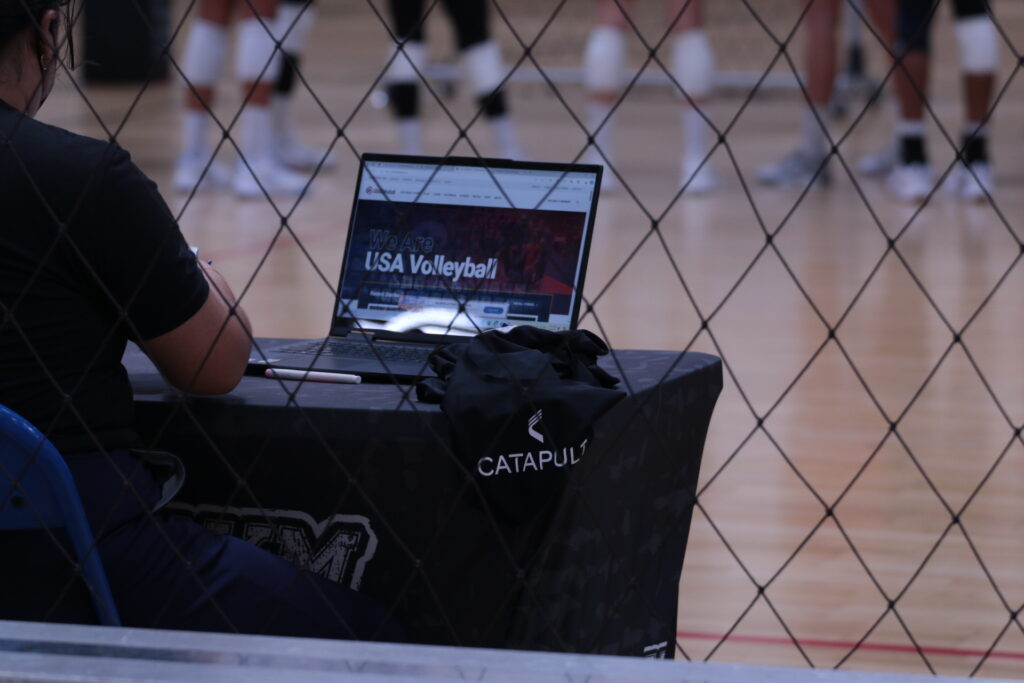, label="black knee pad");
[898,0,937,53]
[276,54,299,95]
[443,0,489,51]
[389,83,419,118]
[953,0,988,18]
[477,89,507,118]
